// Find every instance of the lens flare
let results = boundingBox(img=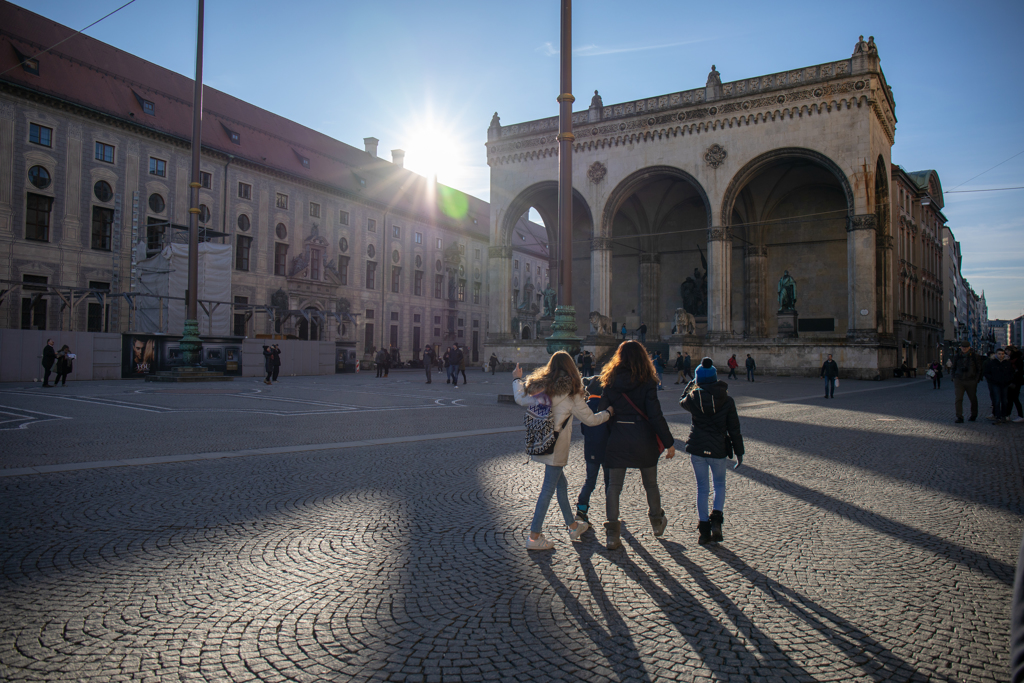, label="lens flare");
[438,185,468,219]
